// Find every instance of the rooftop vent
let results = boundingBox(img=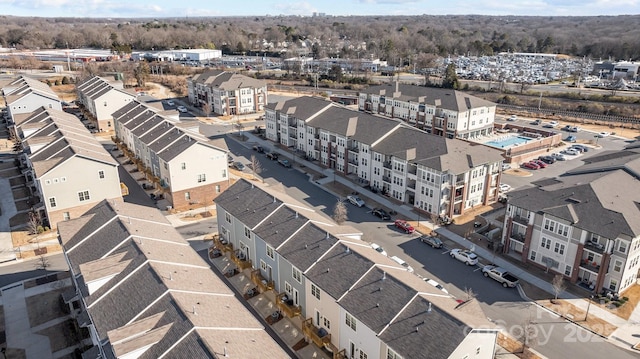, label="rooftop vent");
[382,272,386,280]
[428,302,432,313]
